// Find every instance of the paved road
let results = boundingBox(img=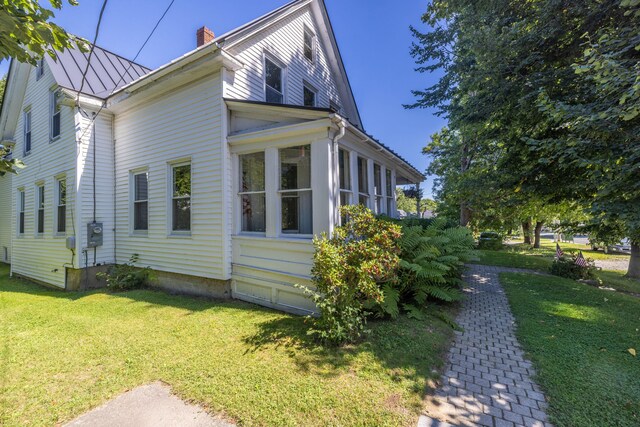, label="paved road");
[419,265,552,427]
